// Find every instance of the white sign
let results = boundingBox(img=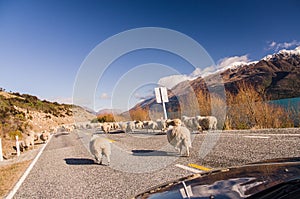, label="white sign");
[154,87,169,103]
[154,87,169,120]
[154,87,162,103]
[160,87,169,102]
